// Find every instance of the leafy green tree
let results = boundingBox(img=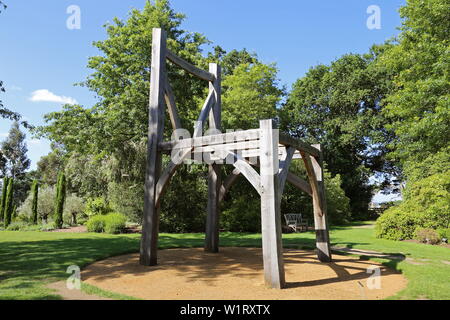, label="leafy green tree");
[53,172,66,228]
[378,0,449,168]
[63,193,85,225]
[38,0,209,155]
[4,178,13,227]
[31,180,39,224]
[221,62,284,130]
[208,47,257,77]
[280,47,395,218]
[36,0,285,230]
[36,144,66,187]
[17,186,55,224]
[374,0,450,239]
